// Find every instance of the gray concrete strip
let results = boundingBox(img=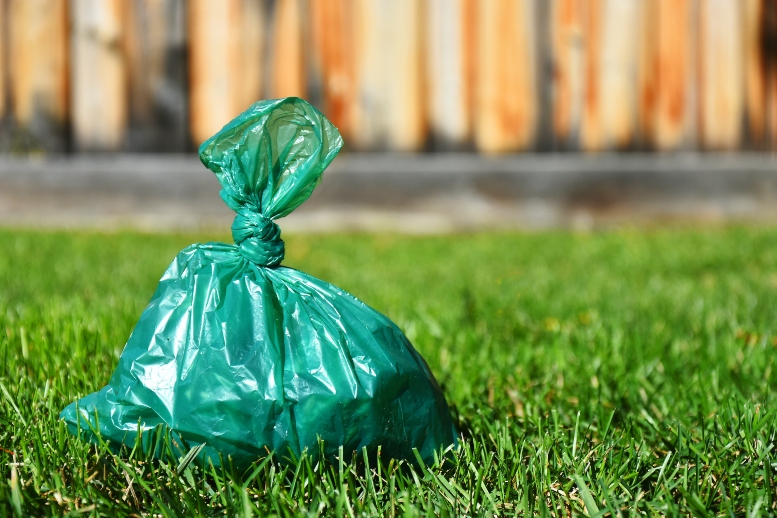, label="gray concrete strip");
[1,153,777,232]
